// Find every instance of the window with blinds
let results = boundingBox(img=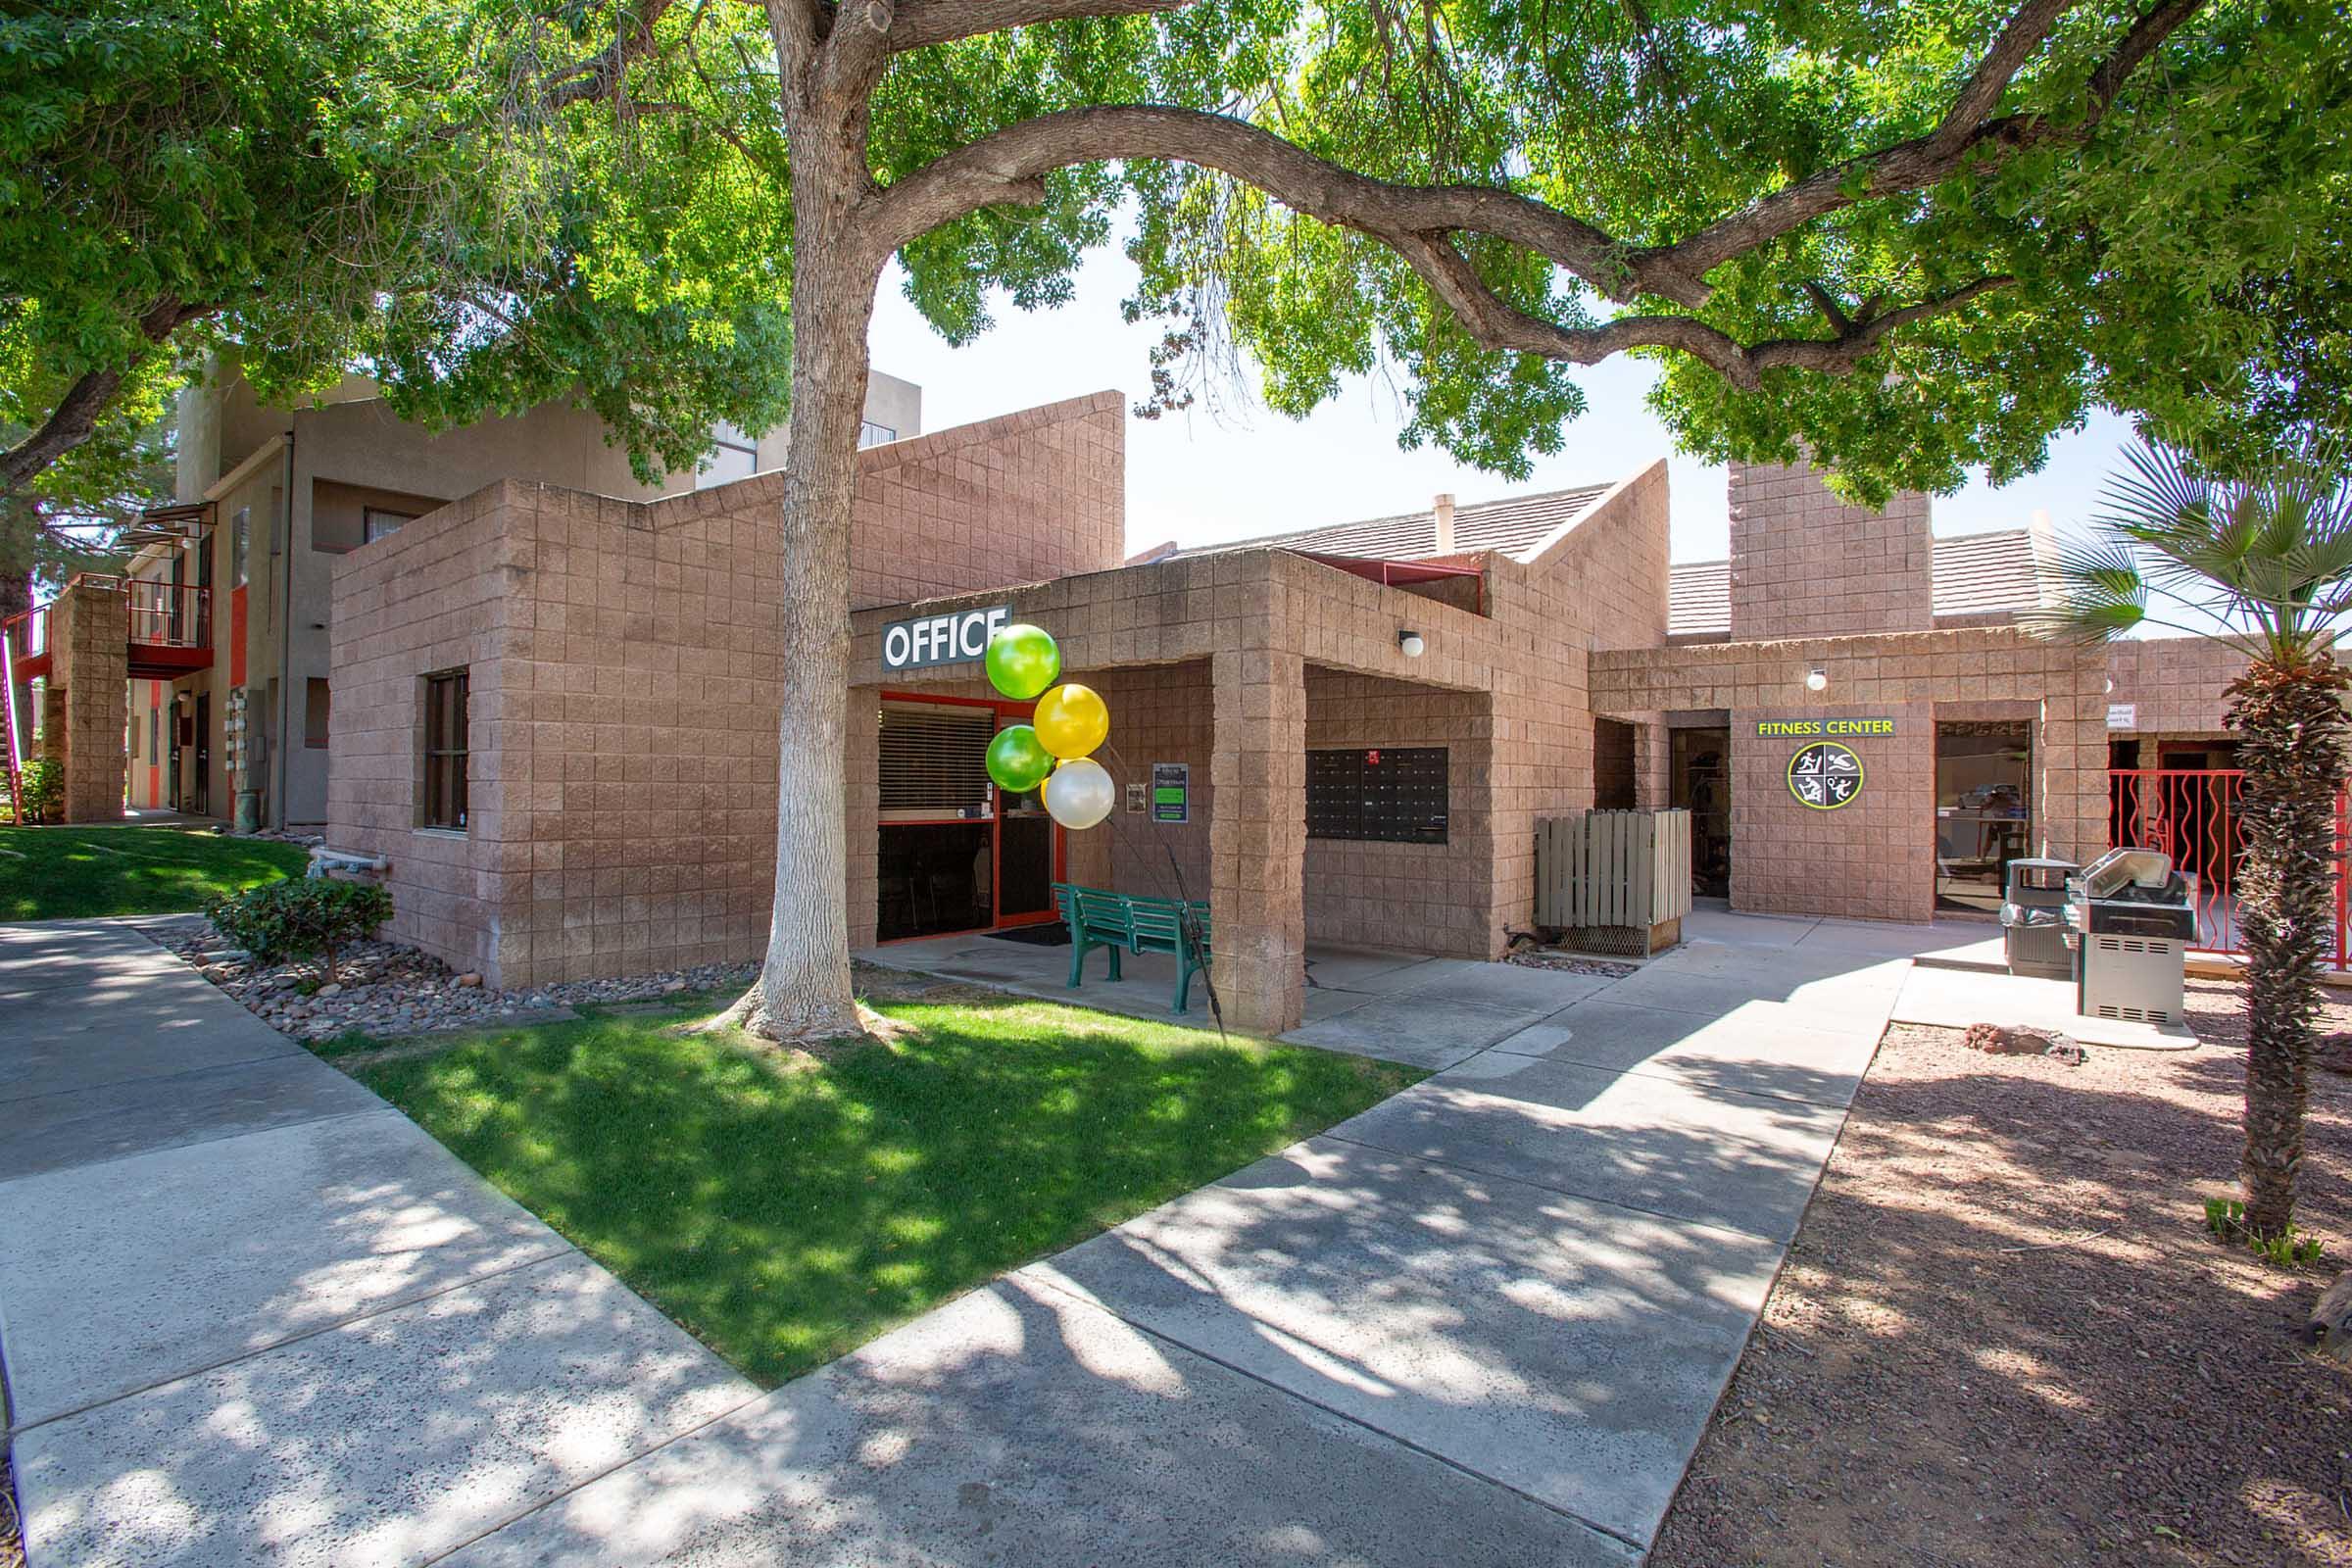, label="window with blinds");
[879,702,996,820]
